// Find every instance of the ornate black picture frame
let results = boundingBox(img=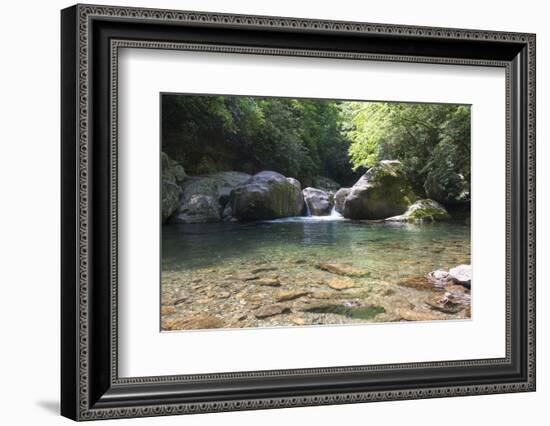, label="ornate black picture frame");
[61,4,536,421]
